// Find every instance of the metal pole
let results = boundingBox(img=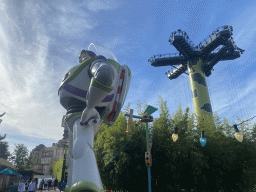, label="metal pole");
[146,122,151,192]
